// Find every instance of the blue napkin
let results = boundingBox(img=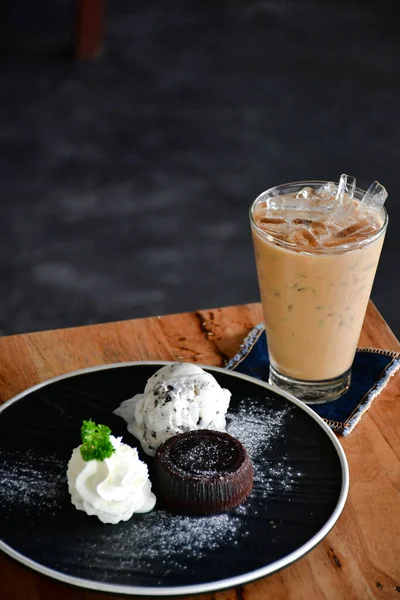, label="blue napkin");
[226,323,400,435]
